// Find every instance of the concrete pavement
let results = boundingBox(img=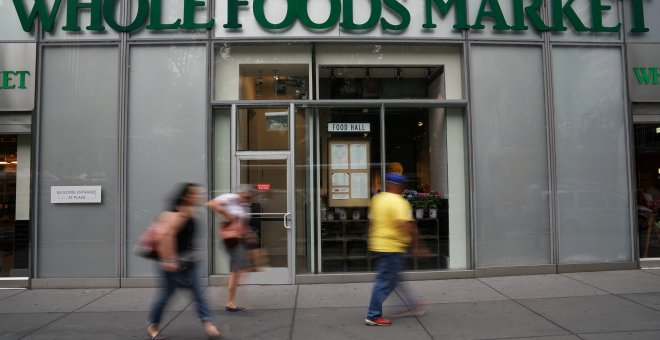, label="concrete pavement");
[2,269,660,339]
